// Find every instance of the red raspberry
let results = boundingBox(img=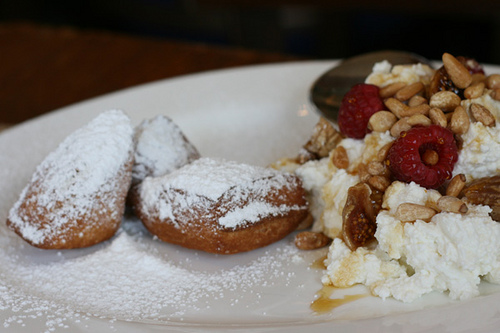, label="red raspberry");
[387,125,459,189]
[457,56,485,75]
[338,84,385,139]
